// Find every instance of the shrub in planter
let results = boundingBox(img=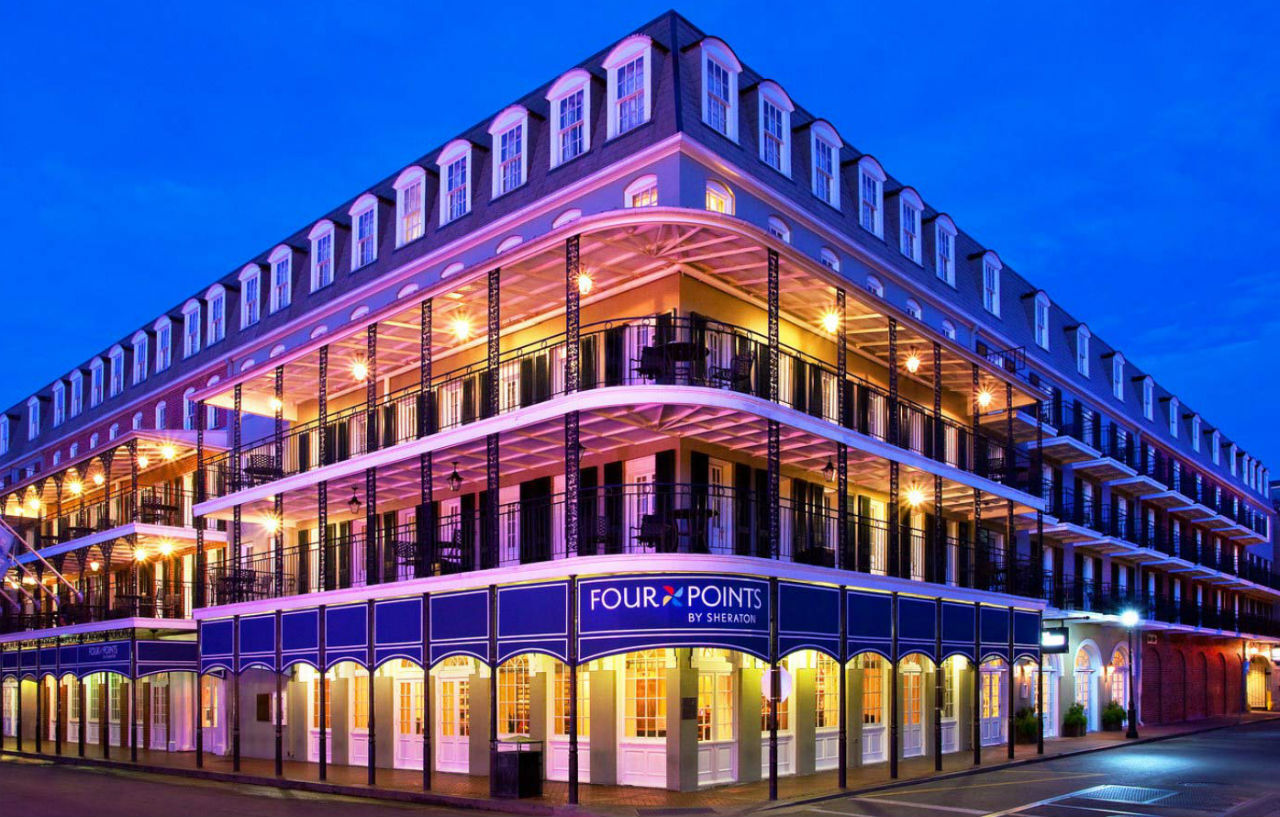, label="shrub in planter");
[1062,703,1088,737]
[1014,706,1039,744]
[1101,700,1127,731]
